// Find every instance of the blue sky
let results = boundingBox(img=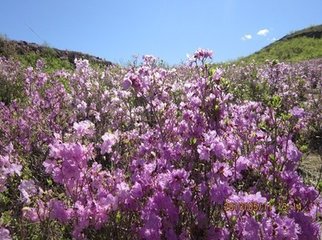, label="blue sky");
[0,0,321,65]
